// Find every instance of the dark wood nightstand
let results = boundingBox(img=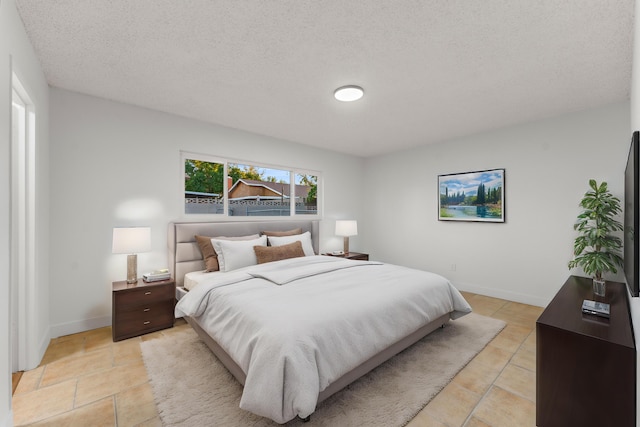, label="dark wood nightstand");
[324,252,369,261]
[112,278,176,341]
